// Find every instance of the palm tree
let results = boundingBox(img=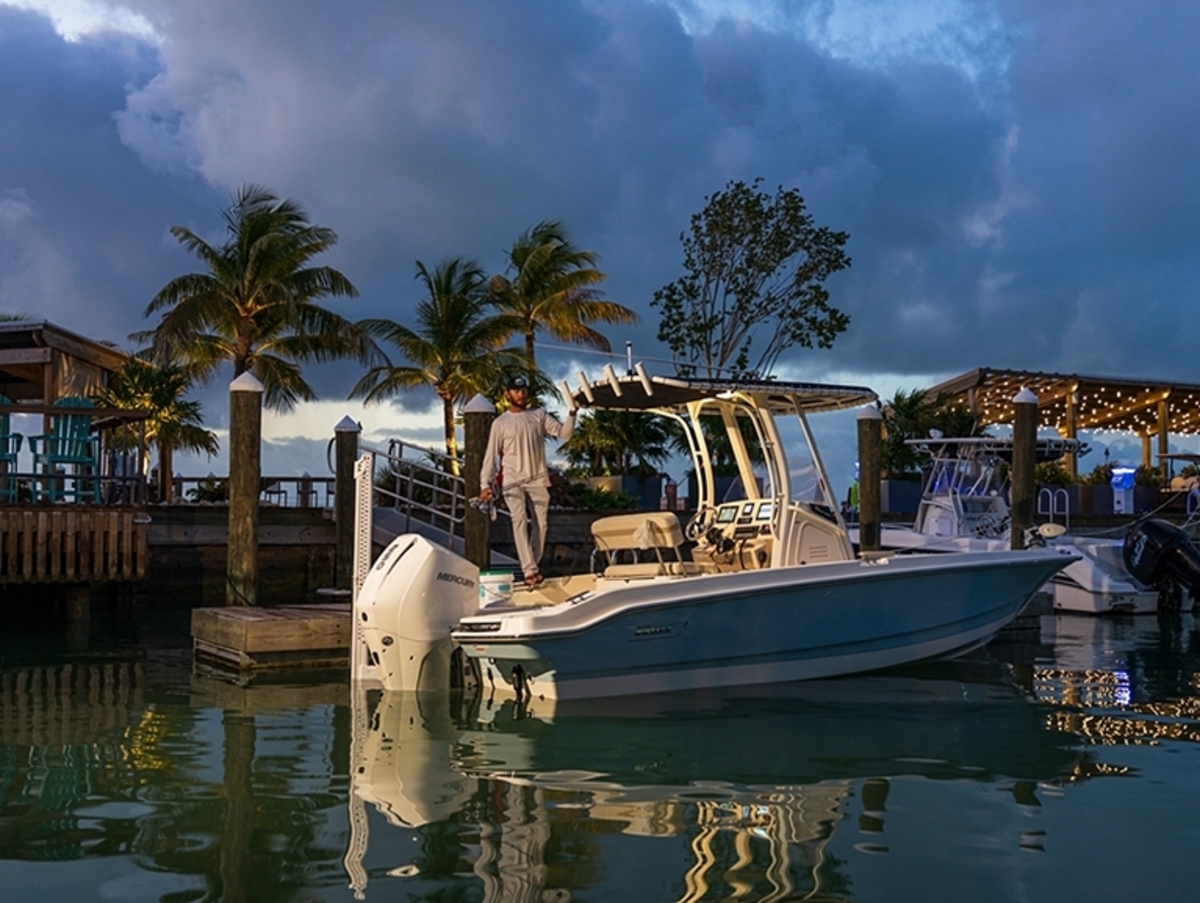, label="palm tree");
[93,357,219,499]
[881,389,982,479]
[489,221,638,369]
[351,258,524,468]
[561,410,674,477]
[136,185,375,411]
